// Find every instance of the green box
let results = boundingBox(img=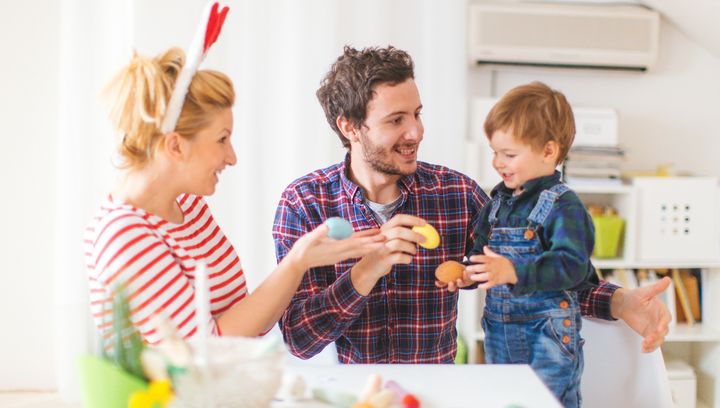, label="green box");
[592,215,625,258]
[76,355,148,408]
